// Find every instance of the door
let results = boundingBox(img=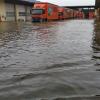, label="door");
[5,3,15,21]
